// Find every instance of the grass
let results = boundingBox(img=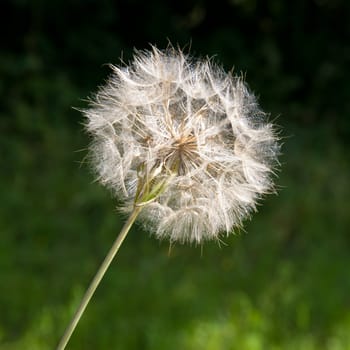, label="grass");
[0,76,349,349]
